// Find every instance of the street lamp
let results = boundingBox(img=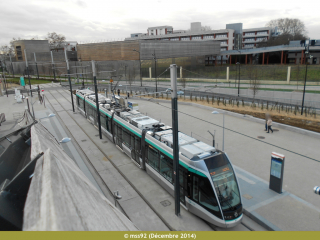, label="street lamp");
[152,50,157,94]
[133,49,142,87]
[212,111,224,151]
[236,49,241,97]
[38,113,55,122]
[301,42,313,115]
